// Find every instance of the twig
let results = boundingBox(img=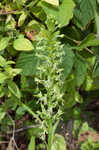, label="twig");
[84,47,94,55]
[7,125,39,134]
[6,112,19,150]
[65,35,95,55]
